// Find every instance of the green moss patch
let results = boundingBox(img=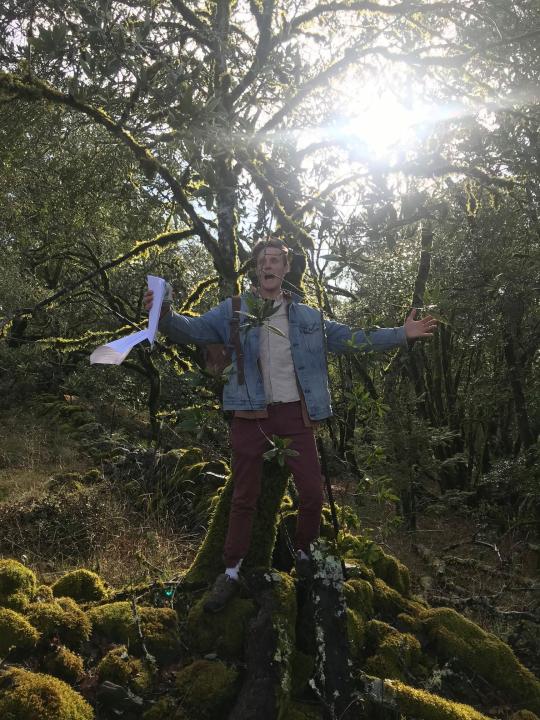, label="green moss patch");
[385,678,492,720]
[52,569,107,603]
[420,607,540,714]
[343,579,374,617]
[0,668,94,720]
[0,606,40,656]
[347,608,365,660]
[283,700,322,719]
[42,646,85,684]
[175,659,238,719]
[0,559,37,611]
[97,645,152,694]
[88,602,181,663]
[365,620,422,681]
[291,650,315,696]
[372,577,423,617]
[186,595,256,659]
[27,597,91,648]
